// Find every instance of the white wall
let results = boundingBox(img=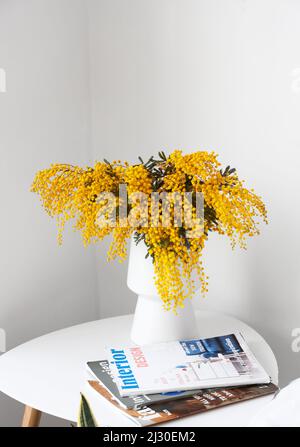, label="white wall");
[88,0,300,386]
[0,0,98,426]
